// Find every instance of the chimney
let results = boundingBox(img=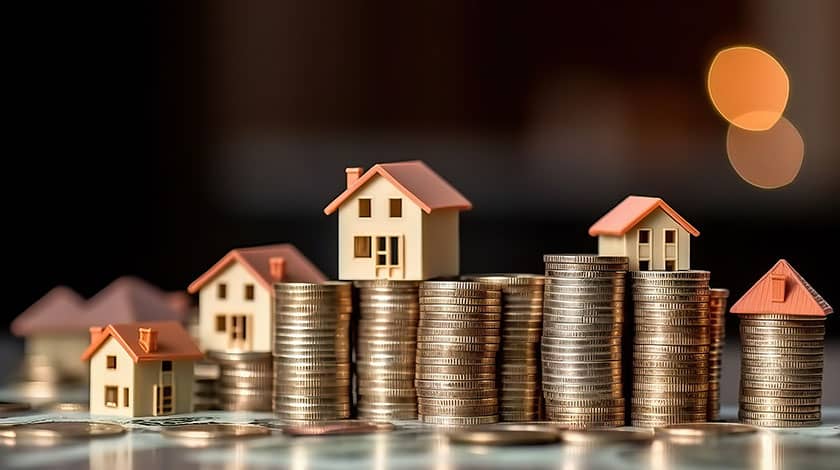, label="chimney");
[138,327,158,353]
[89,326,105,344]
[345,167,363,188]
[269,256,286,281]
